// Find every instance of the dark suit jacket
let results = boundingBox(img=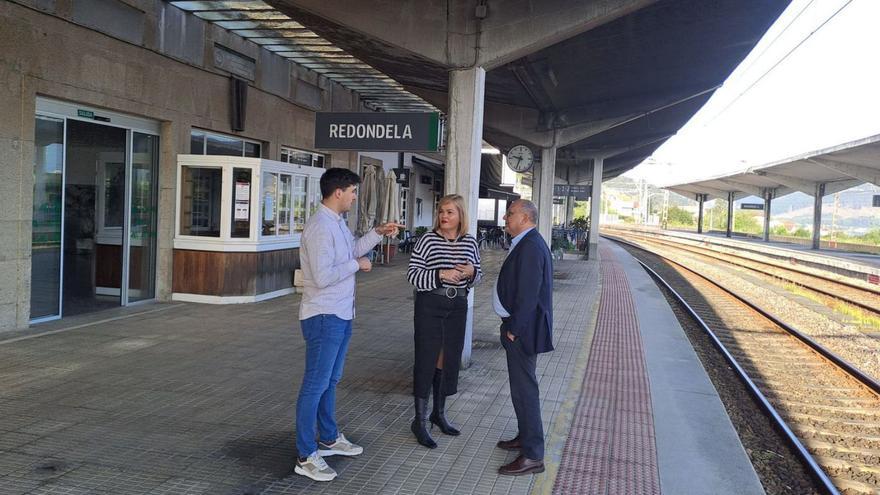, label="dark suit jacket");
[497,228,554,355]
